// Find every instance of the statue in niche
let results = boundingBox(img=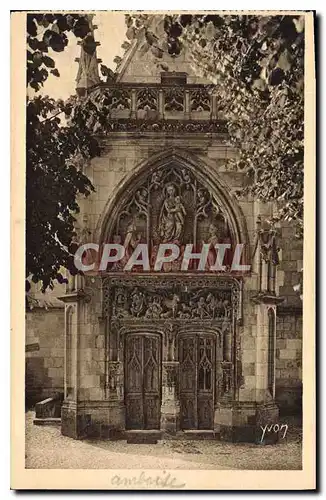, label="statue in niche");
[123,219,143,253]
[112,218,143,270]
[158,184,187,243]
[204,222,221,269]
[203,220,232,270]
